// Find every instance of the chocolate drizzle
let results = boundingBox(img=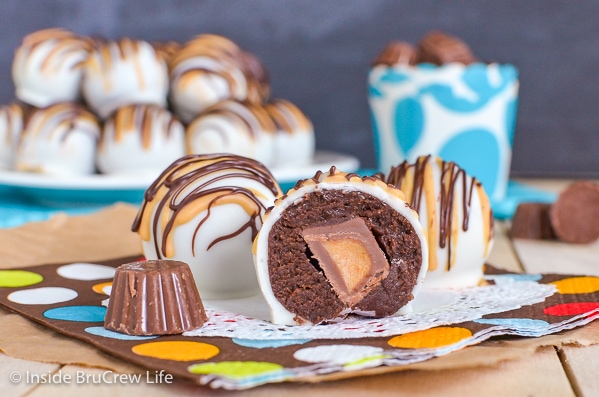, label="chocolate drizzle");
[169,34,270,105]
[386,155,492,271]
[132,154,281,259]
[103,104,181,151]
